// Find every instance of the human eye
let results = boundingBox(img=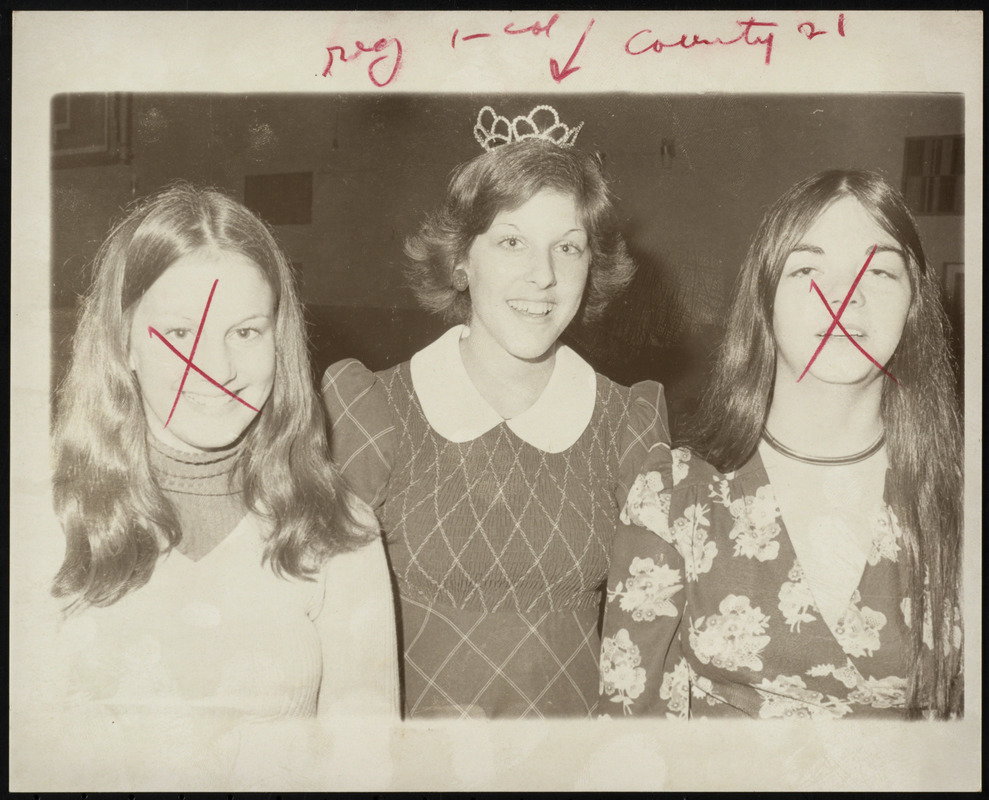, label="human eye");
[786,266,815,278]
[231,327,262,342]
[867,261,904,280]
[499,235,525,251]
[556,240,586,256]
[165,327,192,340]
[865,248,907,279]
